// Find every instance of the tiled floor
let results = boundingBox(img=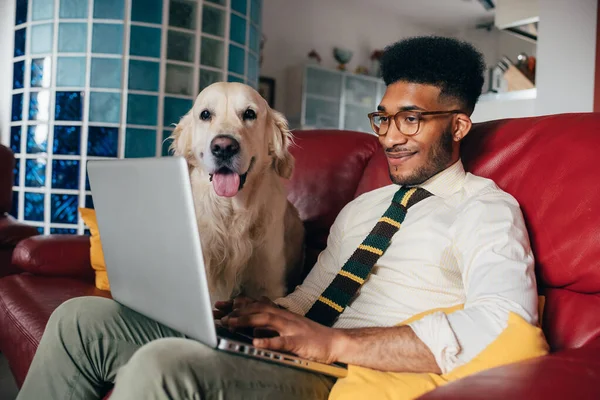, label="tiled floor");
[0,353,18,400]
